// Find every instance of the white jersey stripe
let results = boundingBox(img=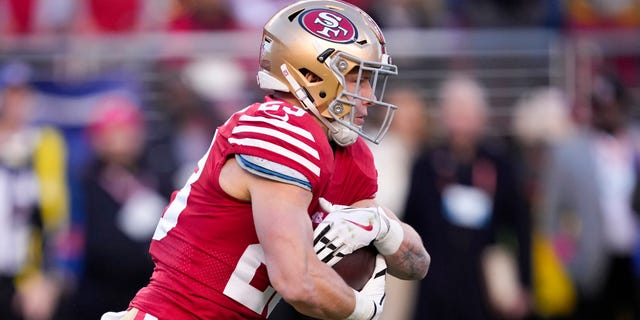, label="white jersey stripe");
[232,125,320,160]
[228,137,320,177]
[238,115,315,141]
